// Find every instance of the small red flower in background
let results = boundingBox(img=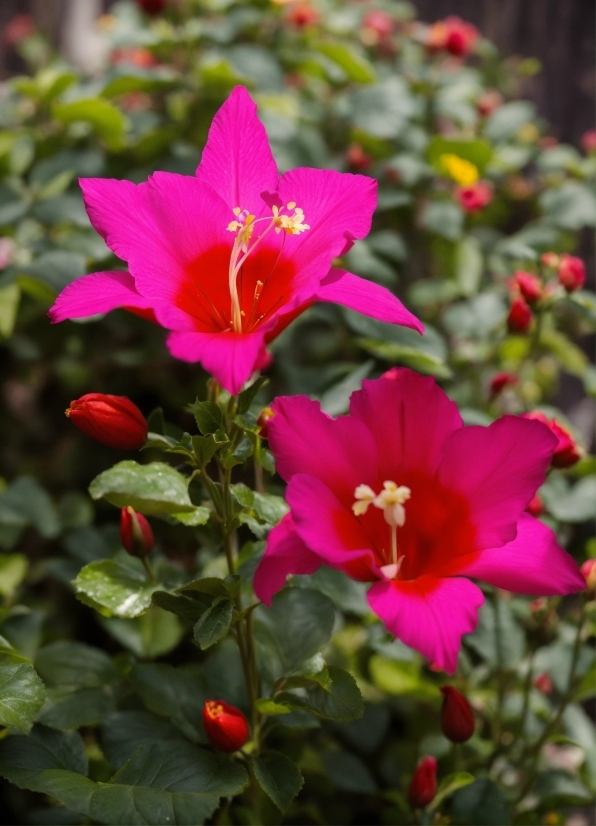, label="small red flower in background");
[521,412,582,469]
[507,296,532,333]
[557,254,586,292]
[2,14,35,46]
[513,271,542,304]
[361,10,394,46]
[533,672,554,694]
[490,372,518,397]
[477,90,503,117]
[540,251,560,269]
[347,143,373,171]
[426,16,479,57]
[456,181,493,212]
[286,2,320,28]
[120,507,154,558]
[526,493,544,517]
[440,686,475,742]
[581,130,596,154]
[66,393,147,450]
[135,0,167,15]
[408,756,438,808]
[580,559,596,592]
[203,700,249,752]
[111,48,158,68]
